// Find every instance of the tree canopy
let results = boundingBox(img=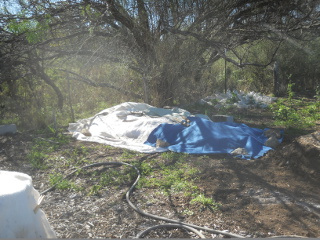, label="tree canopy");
[0,0,319,127]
